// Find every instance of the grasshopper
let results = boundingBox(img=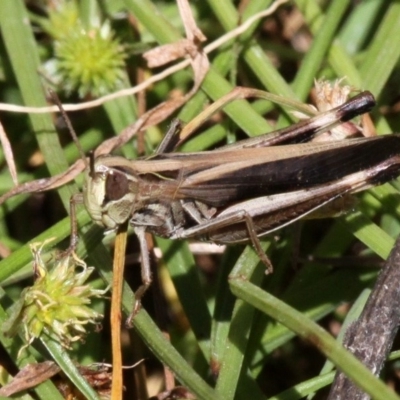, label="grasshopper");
[69,90,400,310]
